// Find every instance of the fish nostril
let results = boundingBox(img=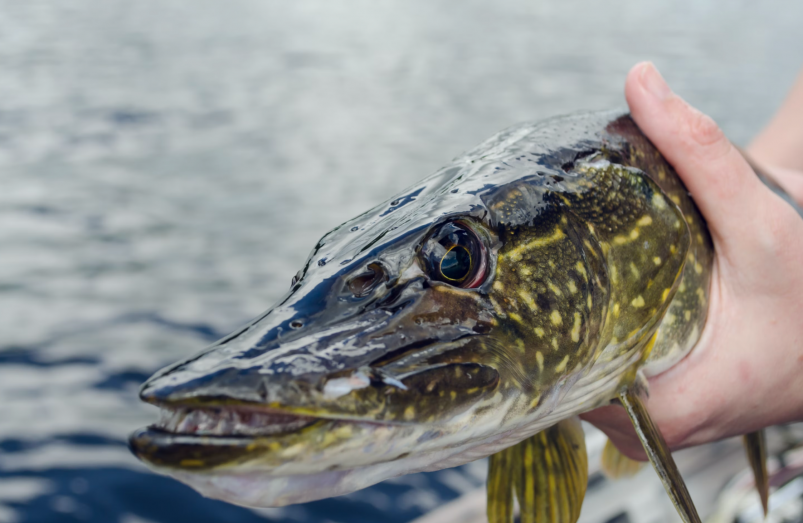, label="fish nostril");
[289,320,304,329]
[348,263,387,298]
